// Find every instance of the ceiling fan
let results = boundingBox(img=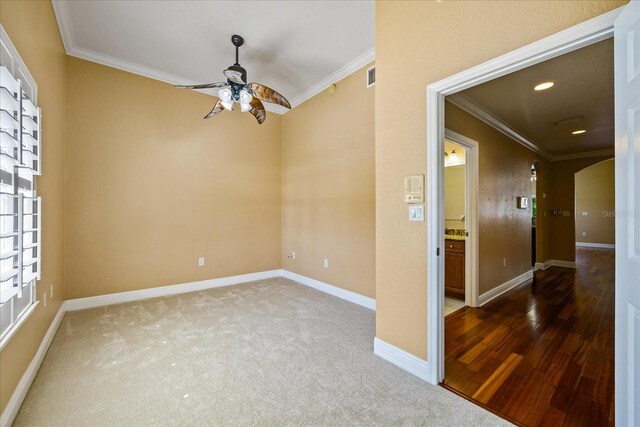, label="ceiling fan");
[176,35,291,124]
